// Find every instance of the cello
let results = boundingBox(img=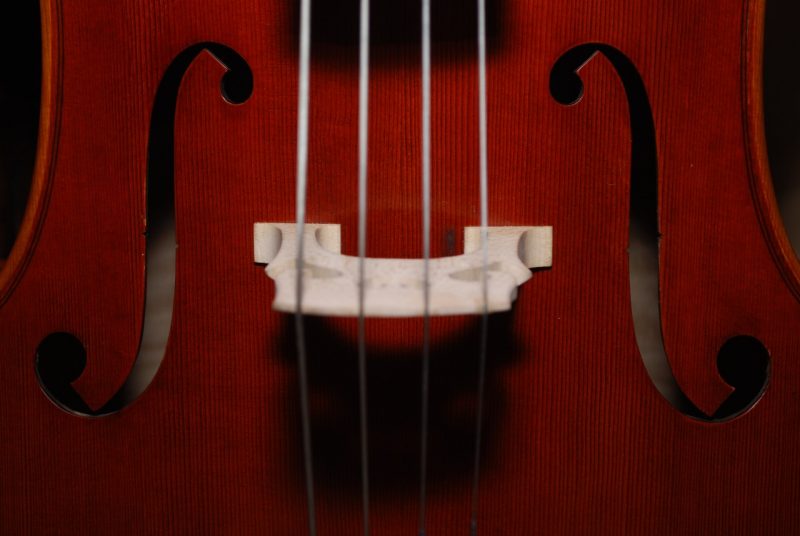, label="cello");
[1,0,799,534]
